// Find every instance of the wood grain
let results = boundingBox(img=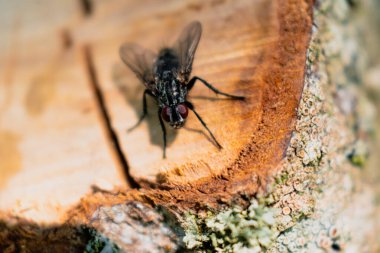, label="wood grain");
[73,0,313,209]
[0,0,127,223]
[0,0,313,225]
[75,0,279,184]
[0,0,315,251]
